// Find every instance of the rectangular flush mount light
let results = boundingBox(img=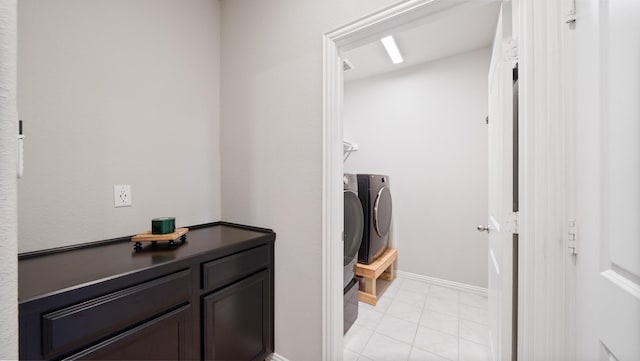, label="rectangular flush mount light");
[381,35,404,64]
